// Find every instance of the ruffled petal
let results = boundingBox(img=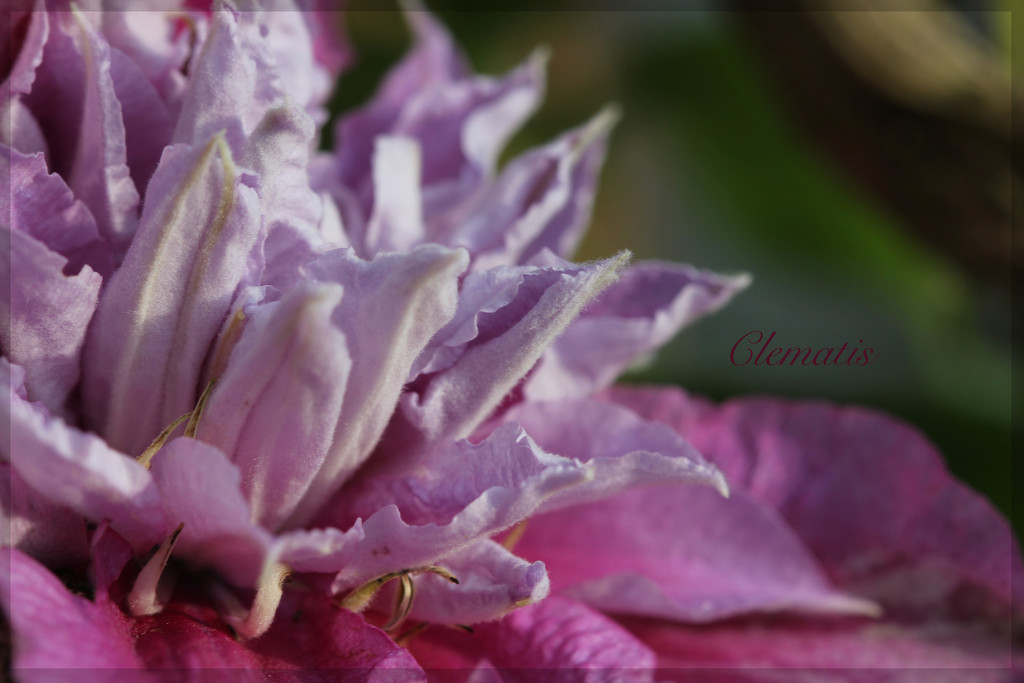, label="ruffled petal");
[3,146,111,276]
[525,263,751,401]
[398,253,628,446]
[283,245,467,528]
[452,108,615,270]
[0,228,101,415]
[2,359,166,551]
[407,539,550,625]
[82,133,262,456]
[25,7,140,253]
[330,411,724,590]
